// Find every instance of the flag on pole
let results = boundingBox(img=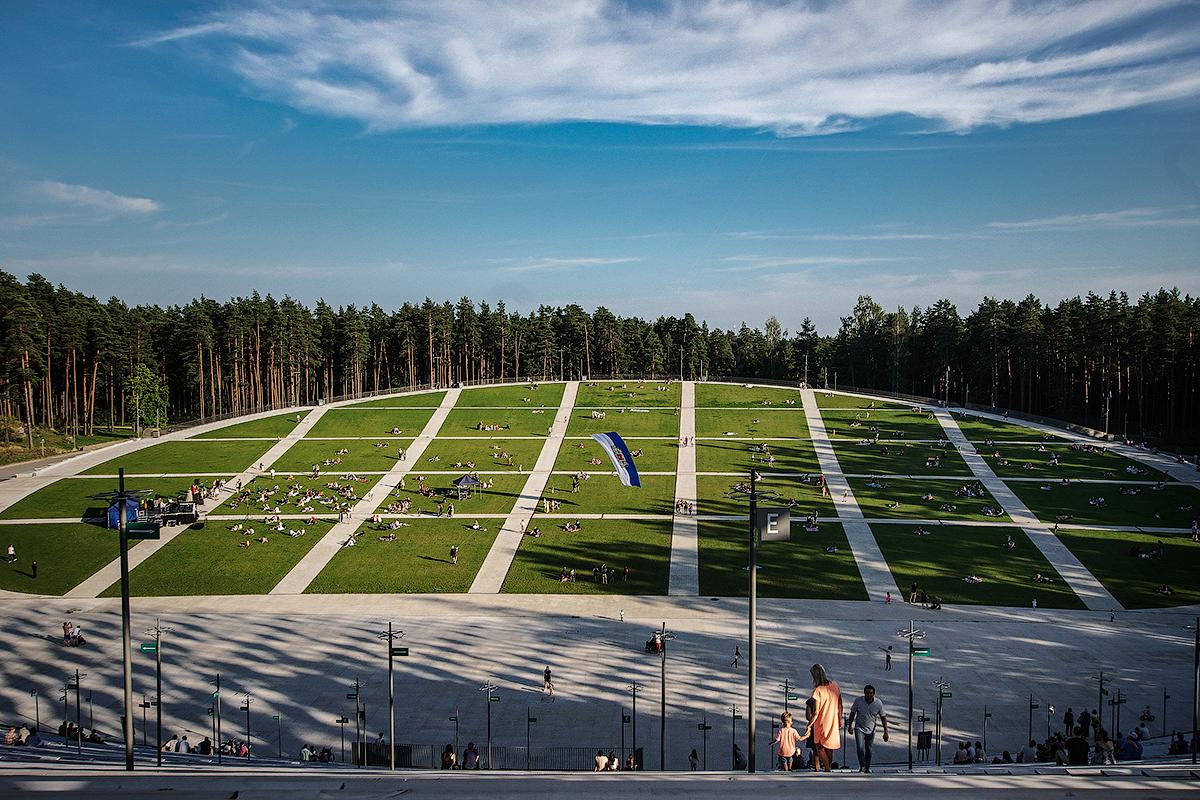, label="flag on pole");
[591,432,641,488]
